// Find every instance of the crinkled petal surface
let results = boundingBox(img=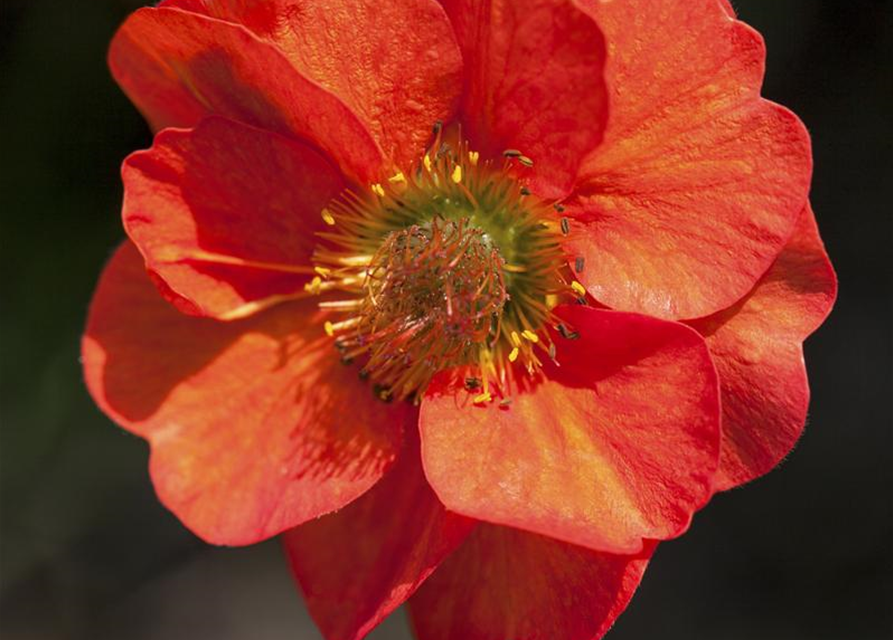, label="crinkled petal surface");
[164,0,463,172]
[690,205,837,490]
[82,243,407,545]
[123,116,342,320]
[409,525,654,640]
[441,0,608,198]
[283,427,475,640]
[108,6,383,181]
[564,0,812,319]
[420,305,720,554]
